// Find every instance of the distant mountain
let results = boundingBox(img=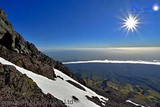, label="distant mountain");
[66,63,160,107]
[0,8,110,107]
